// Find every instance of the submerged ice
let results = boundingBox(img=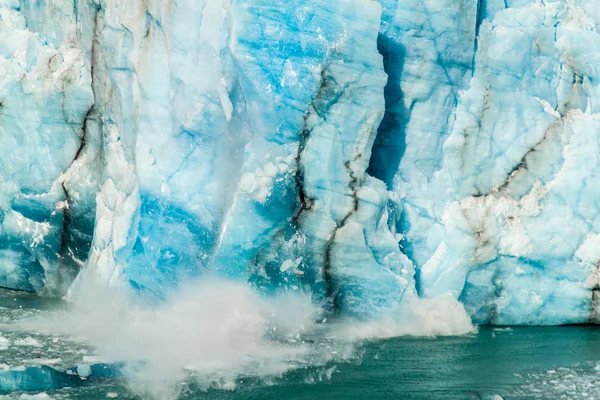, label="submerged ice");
[2,0,600,331]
